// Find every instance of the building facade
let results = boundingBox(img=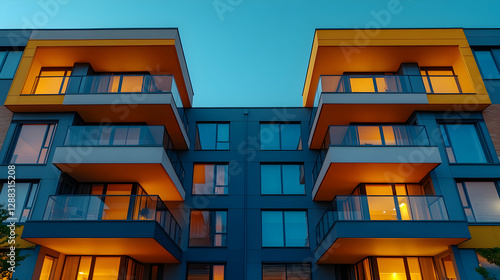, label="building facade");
[0,28,499,280]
